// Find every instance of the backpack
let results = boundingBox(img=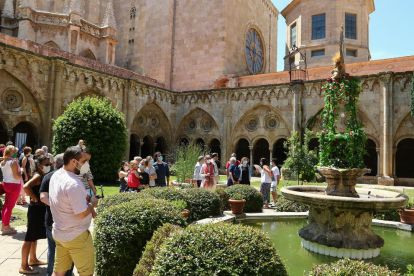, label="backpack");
[233,165,241,178]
